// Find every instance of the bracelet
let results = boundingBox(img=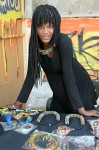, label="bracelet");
[29,132,59,150]
[65,114,85,130]
[56,126,73,135]
[0,107,9,115]
[36,111,60,126]
[14,111,39,120]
